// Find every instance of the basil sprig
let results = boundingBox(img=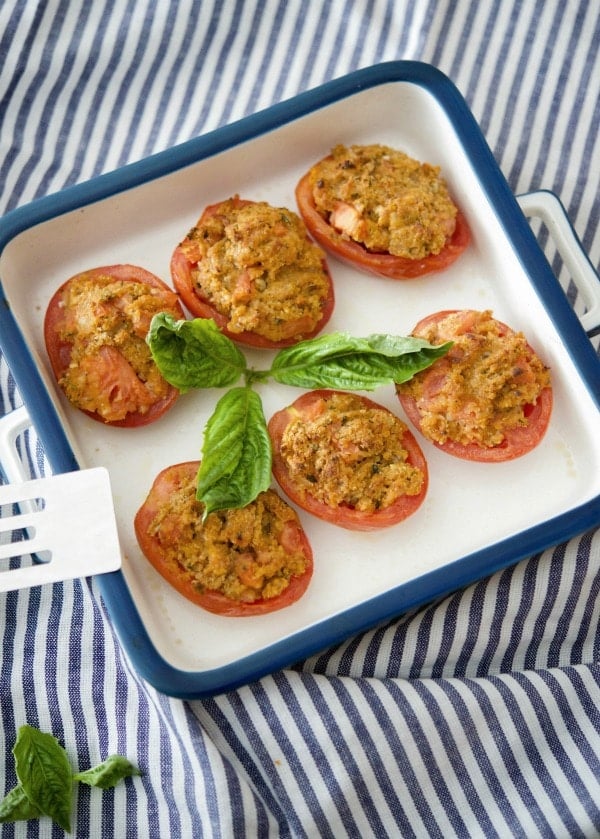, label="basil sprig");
[147,315,451,513]
[0,725,141,832]
[148,315,451,393]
